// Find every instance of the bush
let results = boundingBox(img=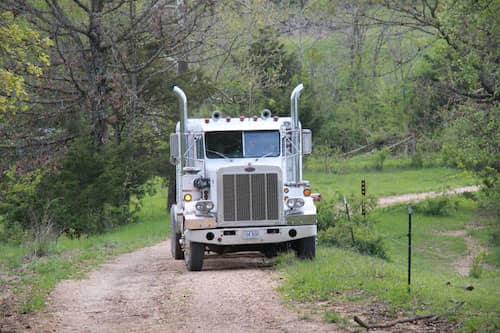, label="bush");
[411,150,424,168]
[38,139,156,235]
[27,202,58,257]
[0,138,158,239]
[316,195,387,259]
[373,149,388,170]
[0,167,46,244]
[413,196,459,216]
